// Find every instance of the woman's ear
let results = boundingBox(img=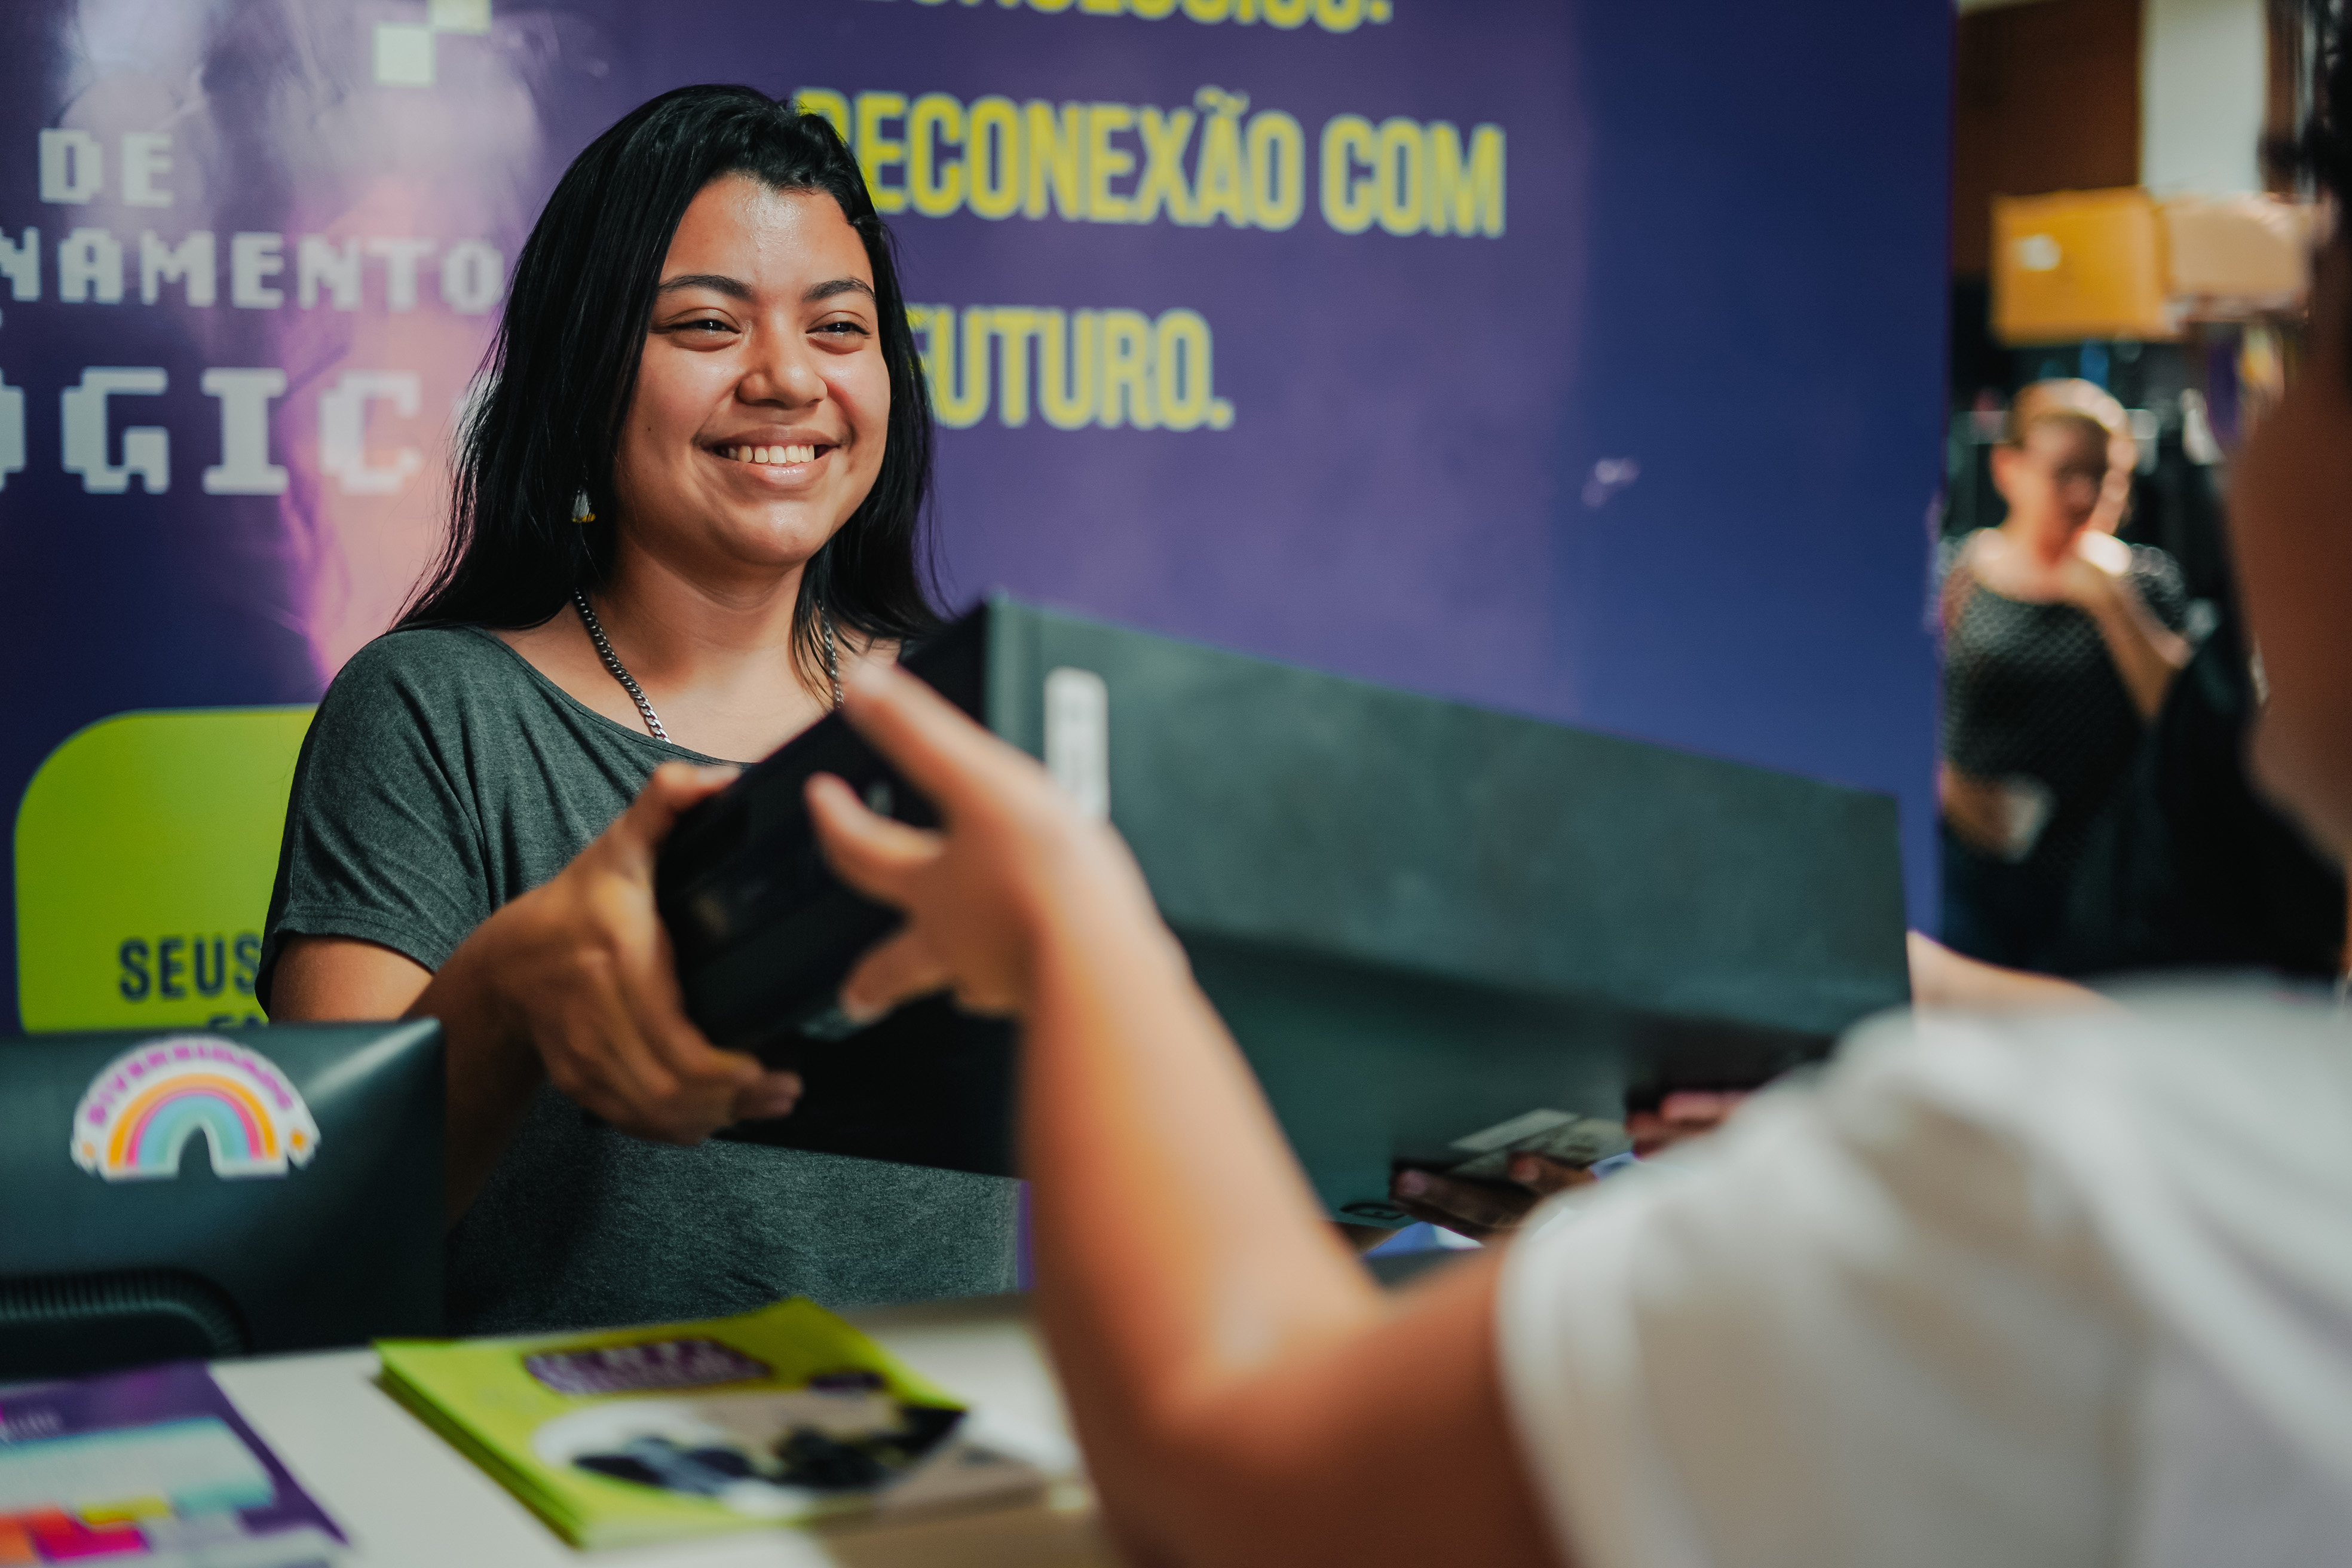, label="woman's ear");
[1987,443,2022,505]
